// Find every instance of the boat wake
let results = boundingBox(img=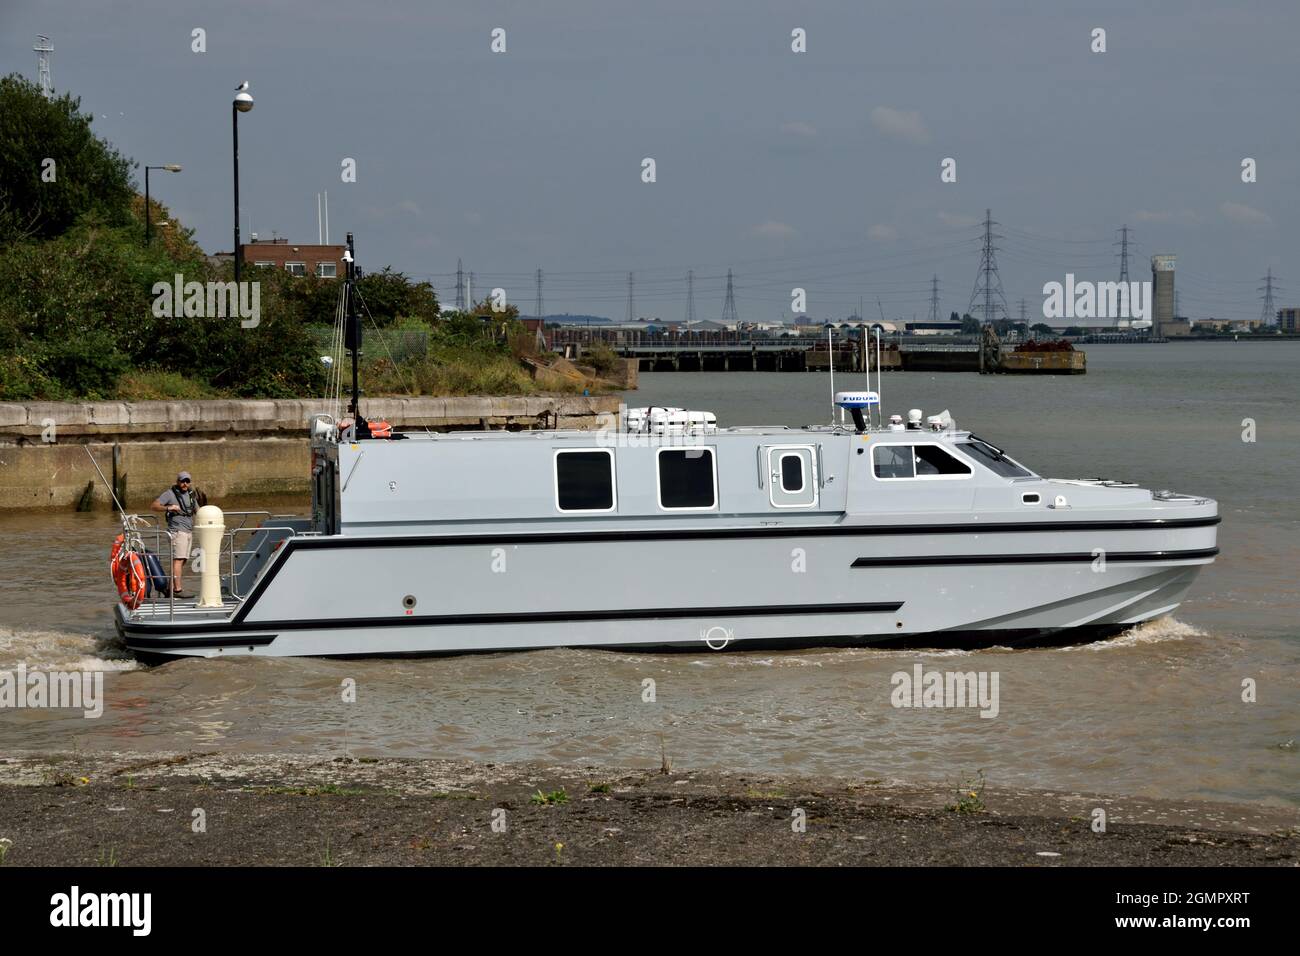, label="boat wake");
[0,626,139,673]
[1063,615,1206,652]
